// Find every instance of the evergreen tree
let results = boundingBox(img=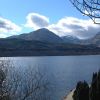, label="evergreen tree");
[73,71,100,100]
[90,72,98,100]
[73,81,89,100]
[97,71,100,100]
